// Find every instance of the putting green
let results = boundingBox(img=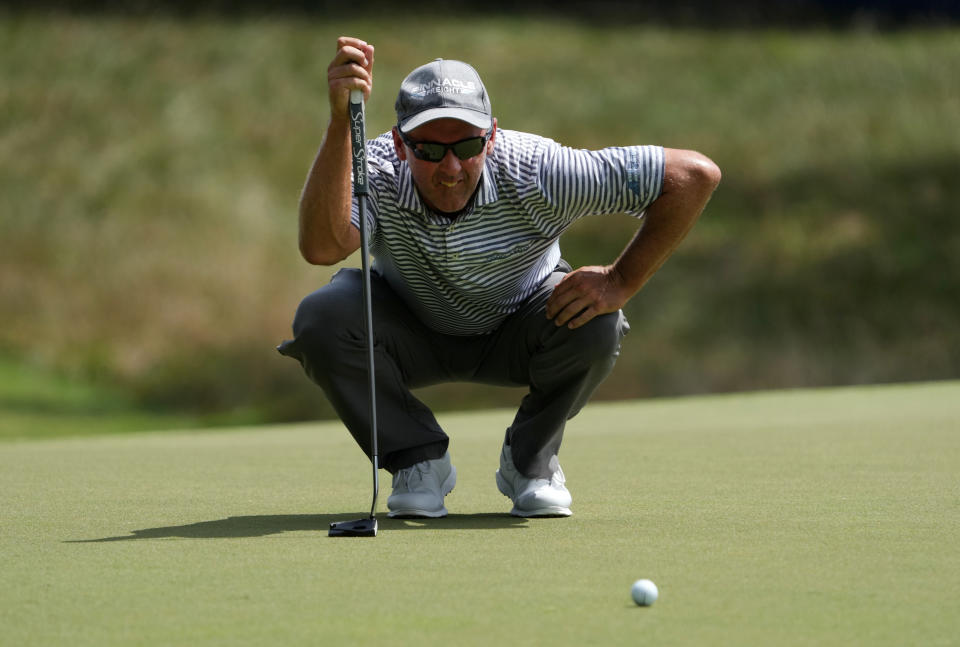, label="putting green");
[2,382,958,646]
